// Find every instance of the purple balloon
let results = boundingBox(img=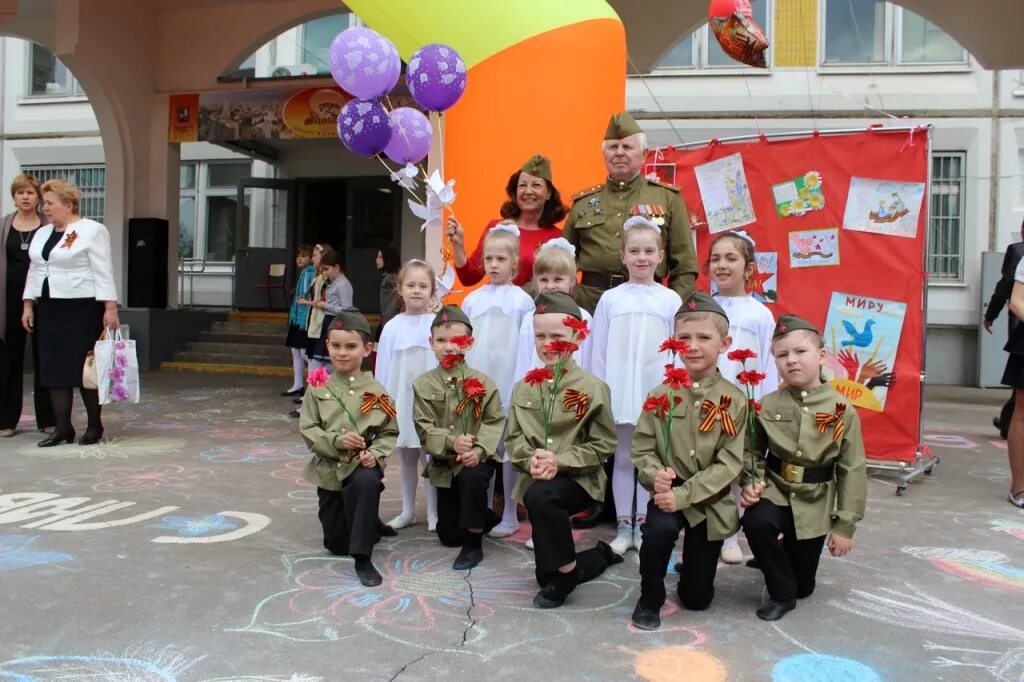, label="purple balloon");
[329,27,401,99]
[337,98,392,157]
[383,107,433,165]
[407,43,467,112]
